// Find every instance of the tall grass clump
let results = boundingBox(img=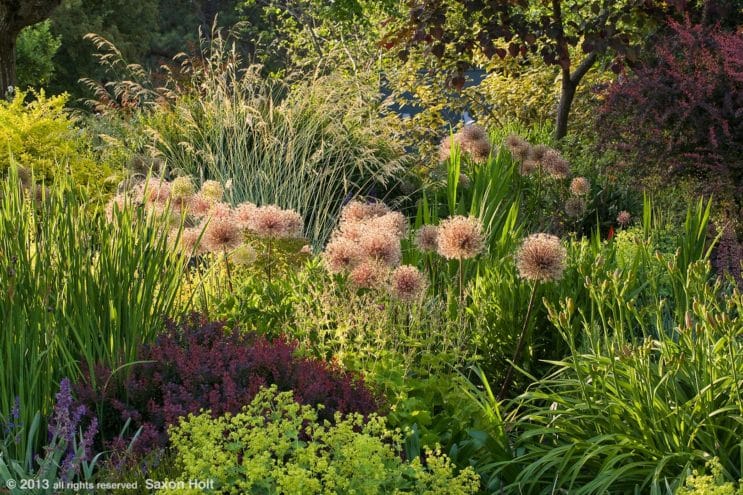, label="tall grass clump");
[490,257,743,494]
[147,28,405,246]
[0,168,187,460]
